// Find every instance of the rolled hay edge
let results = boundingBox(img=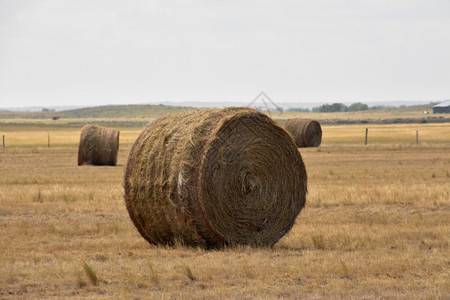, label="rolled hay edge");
[124,108,307,249]
[284,118,322,147]
[78,124,120,166]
